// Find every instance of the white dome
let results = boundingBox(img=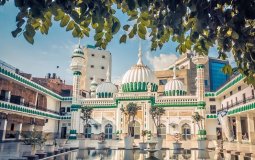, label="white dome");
[72,45,84,58]
[121,44,158,92]
[164,66,186,96]
[96,66,117,98]
[122,65,157,84]
[96,82,118,98]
